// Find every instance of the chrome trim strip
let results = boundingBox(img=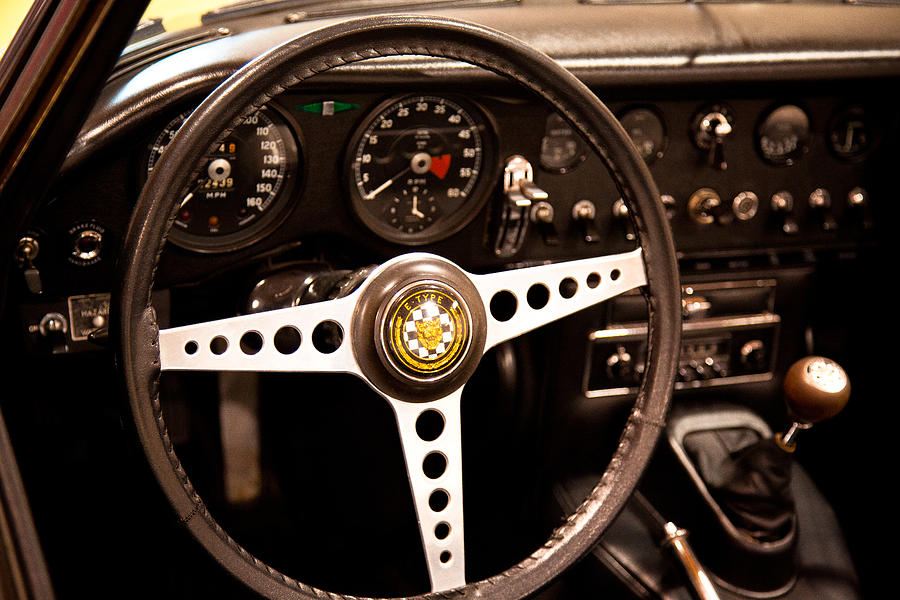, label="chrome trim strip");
[334,51,900,74]
[588,313,781,341]
[694,49,900,66]
[334,55,693,72]
[584,372,775,399]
